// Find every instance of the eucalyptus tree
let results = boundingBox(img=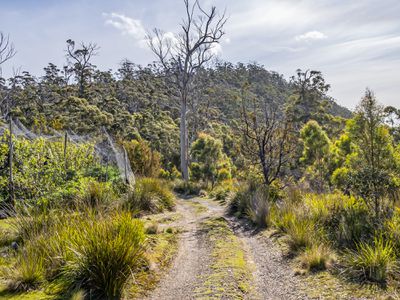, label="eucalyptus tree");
[65,39,99,98]
[147,0,227,181]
